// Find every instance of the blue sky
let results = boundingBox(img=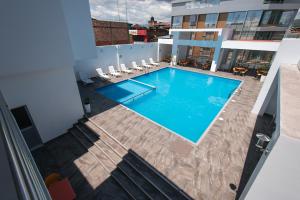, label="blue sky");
[89,0,172,24]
